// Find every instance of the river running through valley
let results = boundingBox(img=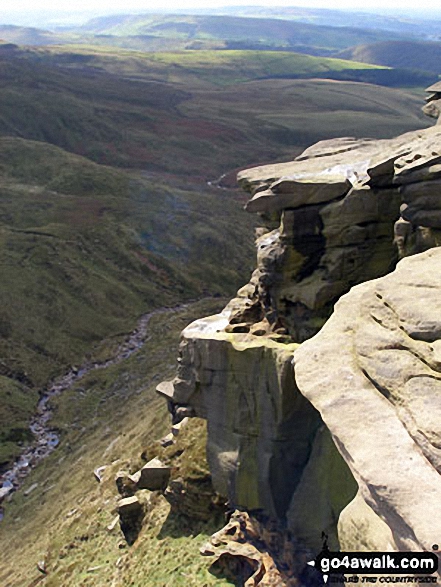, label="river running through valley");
[0,303,189,517]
